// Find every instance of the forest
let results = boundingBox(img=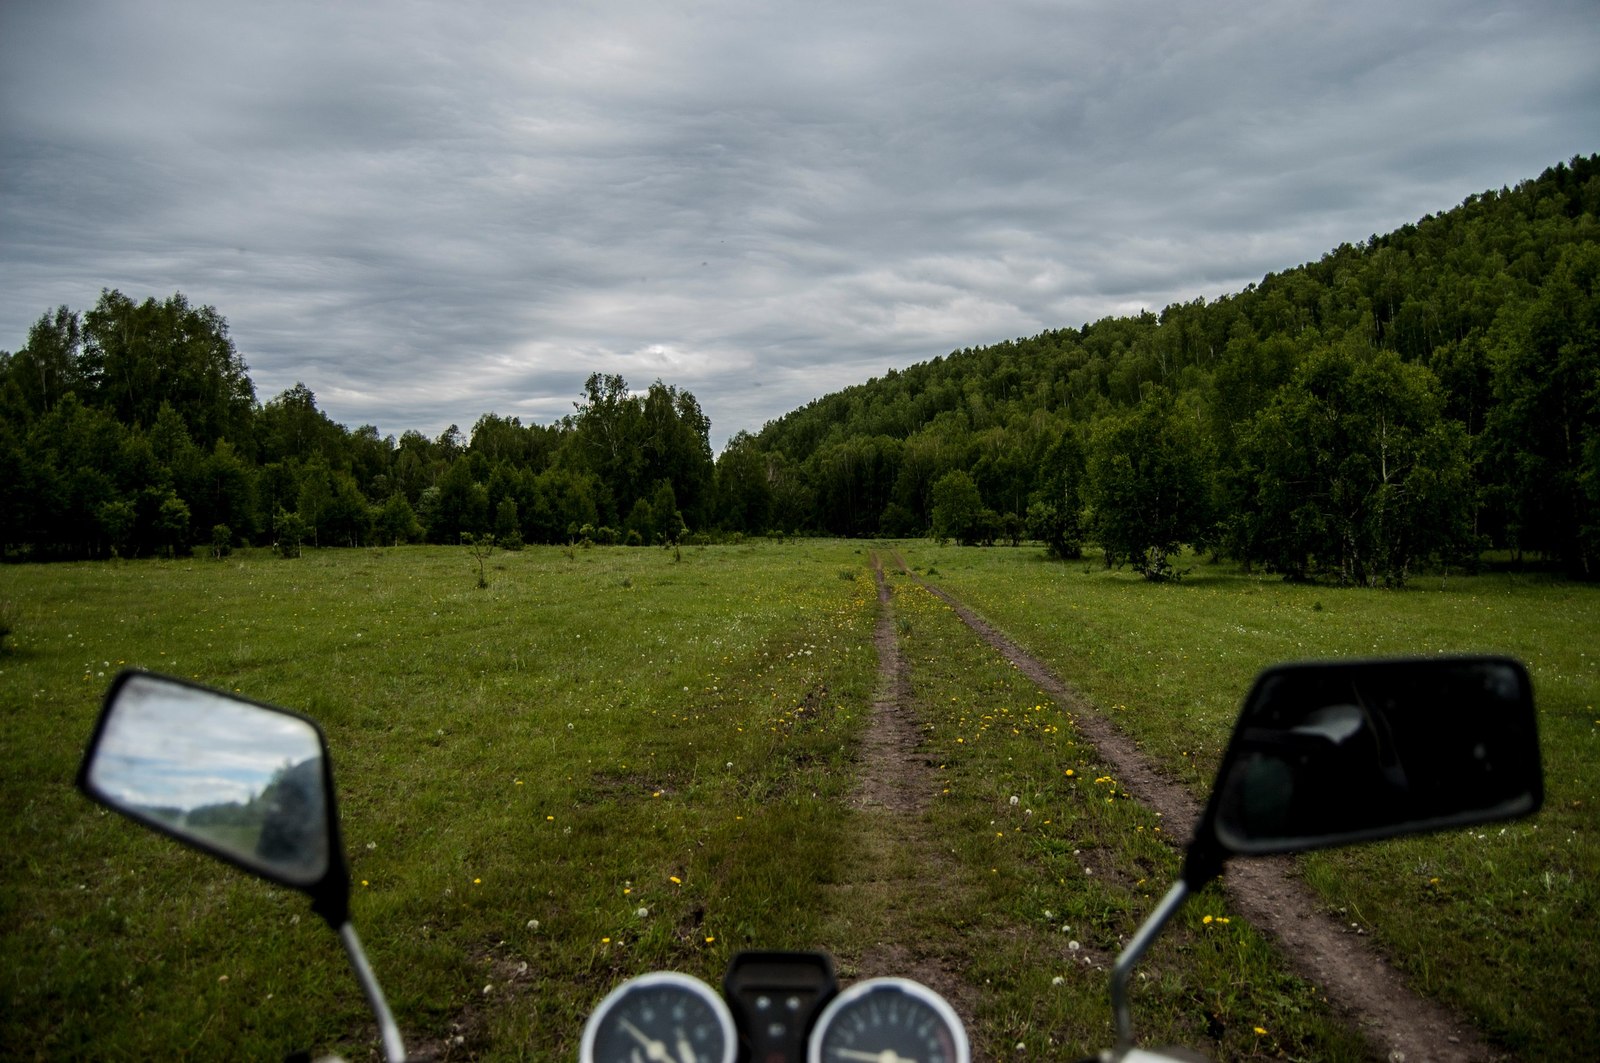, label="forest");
[2,155,1597,583]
